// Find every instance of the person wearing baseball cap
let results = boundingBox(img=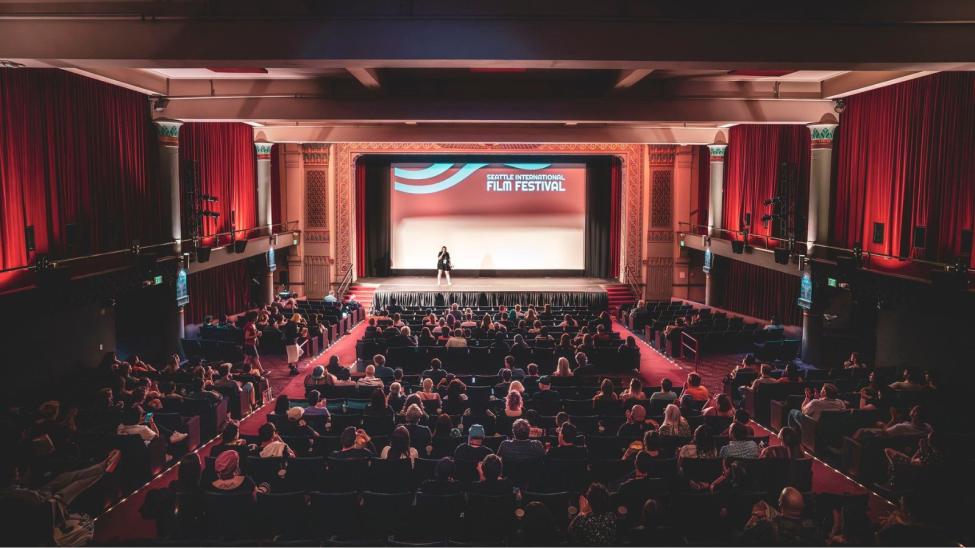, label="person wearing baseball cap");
[453,423,493,463]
